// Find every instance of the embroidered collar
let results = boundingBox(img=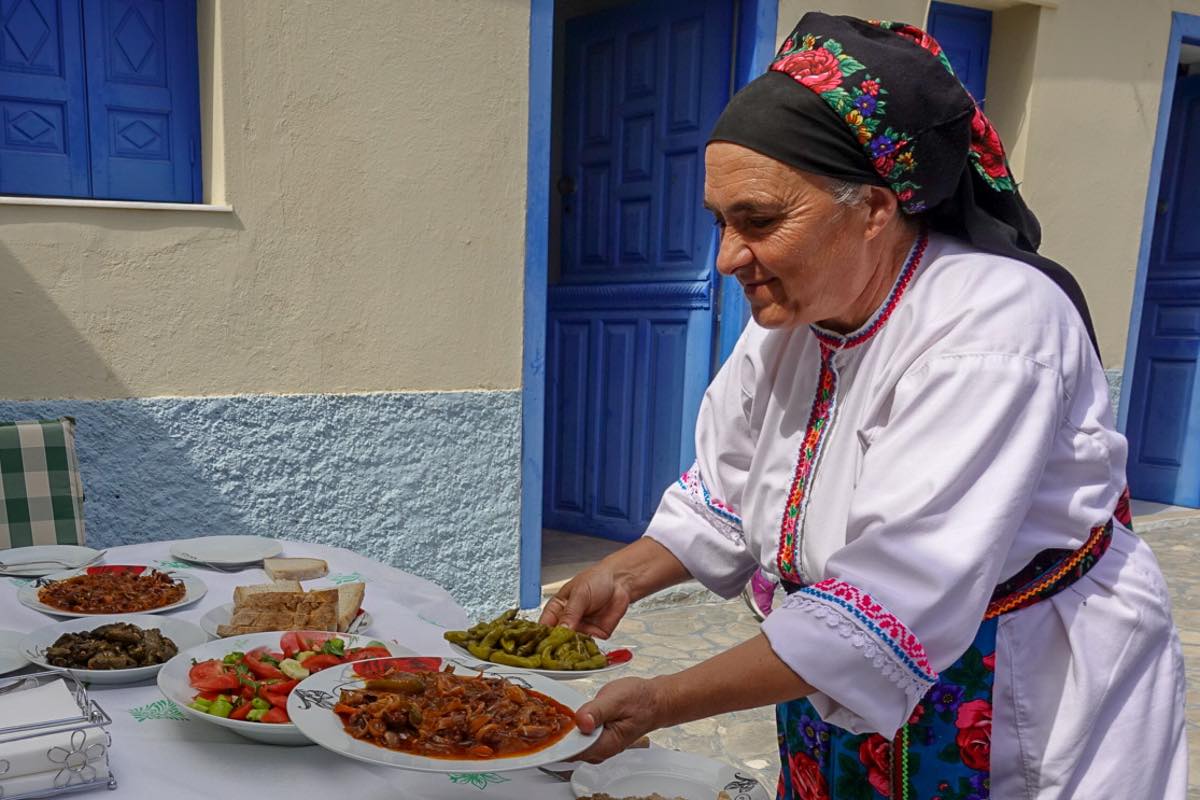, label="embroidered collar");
[809,230,928,350]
